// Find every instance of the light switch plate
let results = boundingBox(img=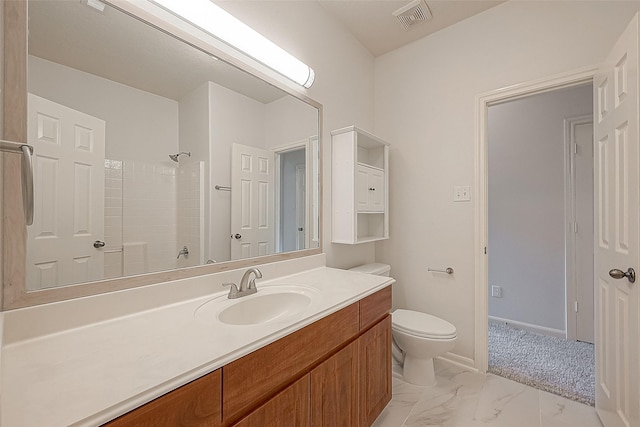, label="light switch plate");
[454,185,471,202]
